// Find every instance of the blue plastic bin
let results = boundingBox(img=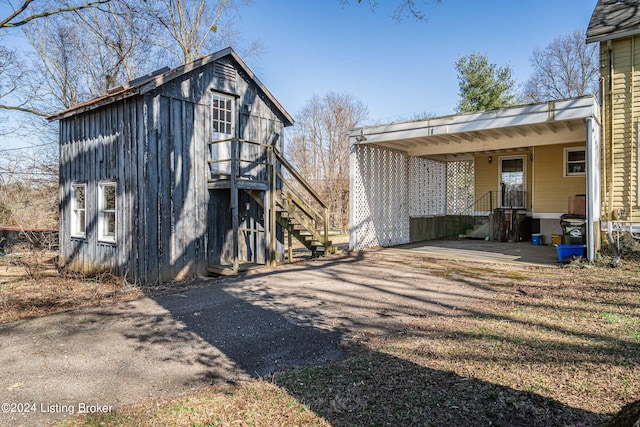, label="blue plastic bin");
[556,244,586,262]
[531,234,541,245]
